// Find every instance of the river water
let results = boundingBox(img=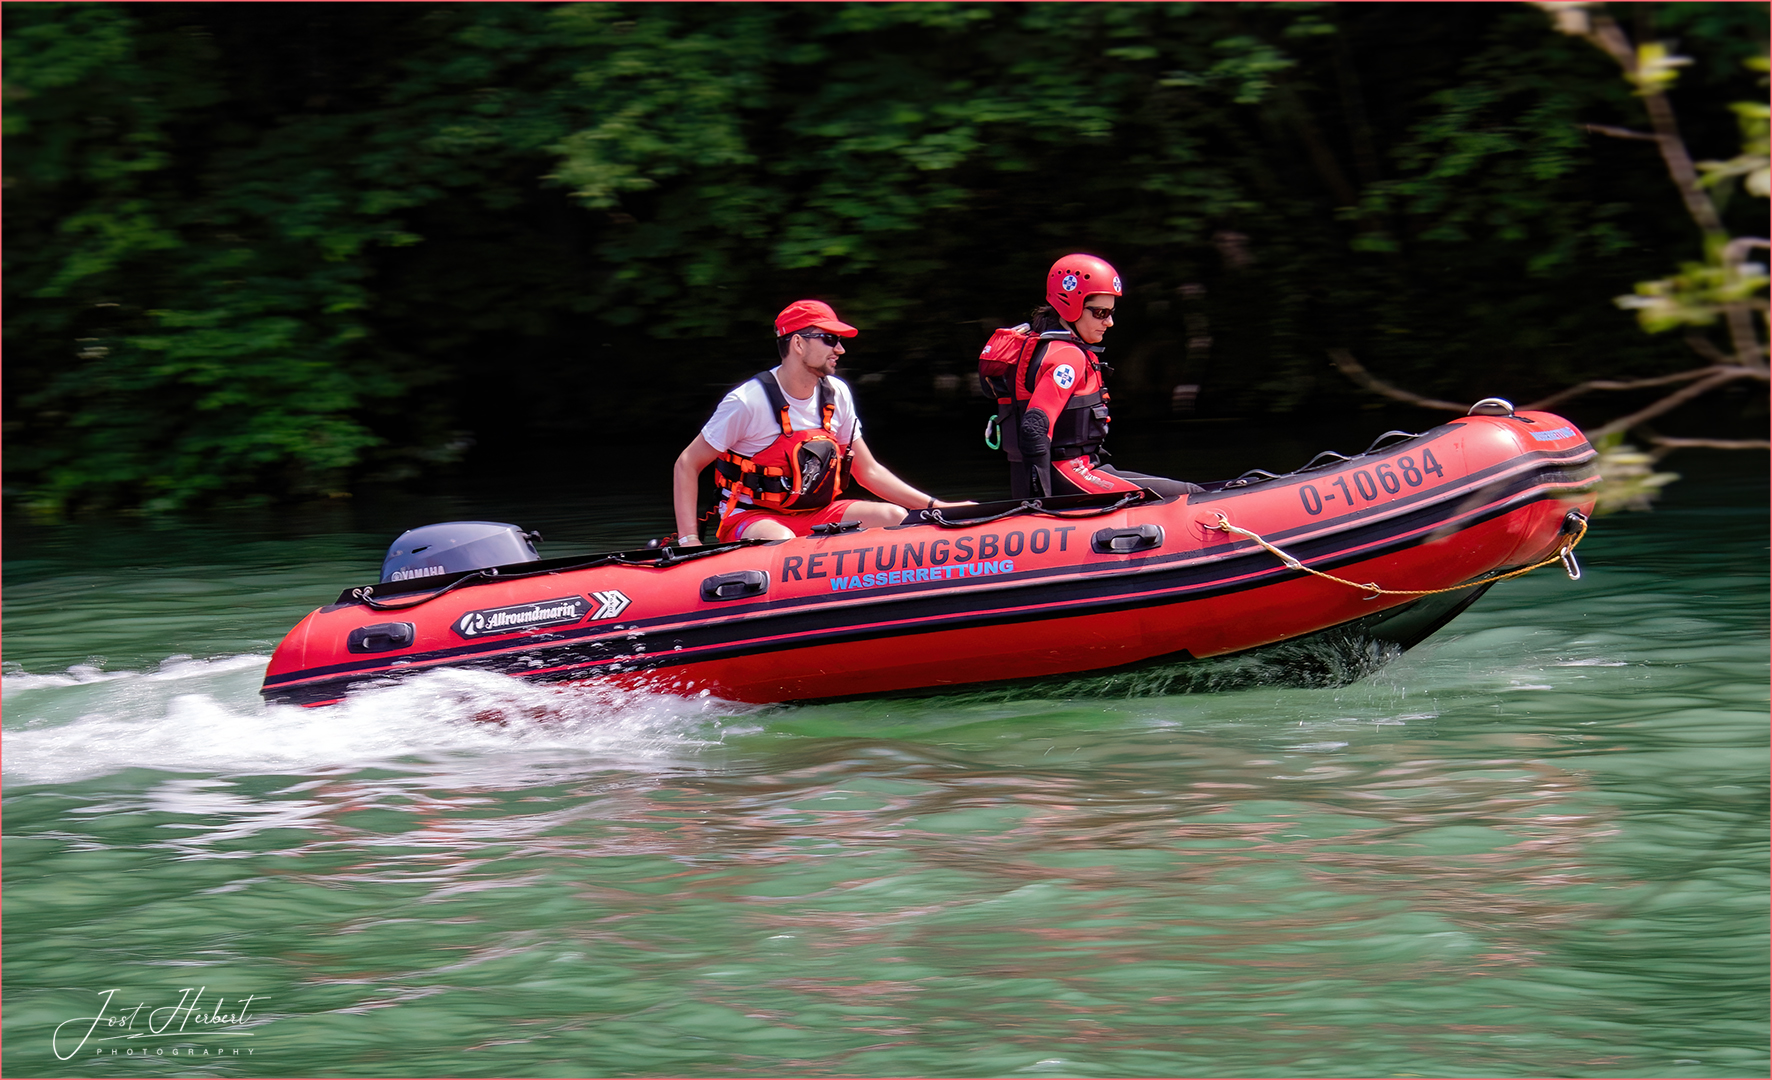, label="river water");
[3,437,1766,1078]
